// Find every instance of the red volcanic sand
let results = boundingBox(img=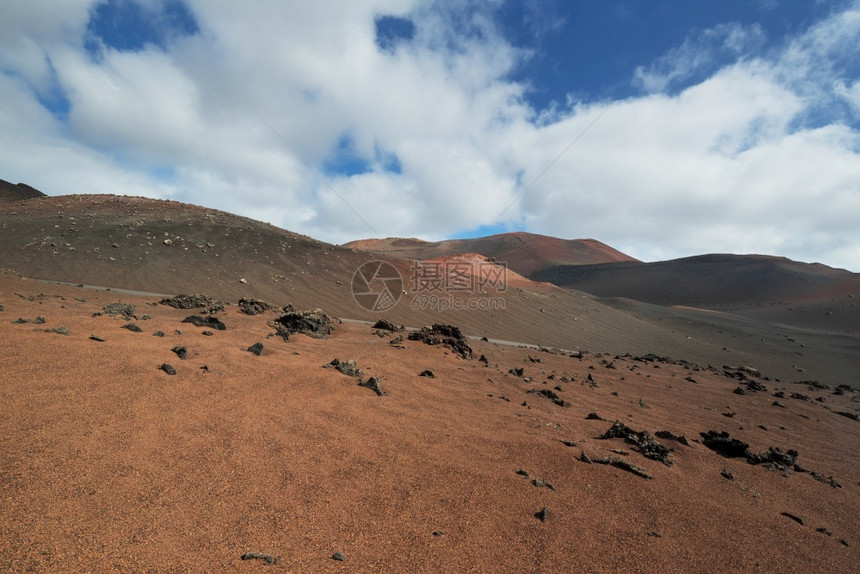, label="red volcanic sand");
[1,274,858,572]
